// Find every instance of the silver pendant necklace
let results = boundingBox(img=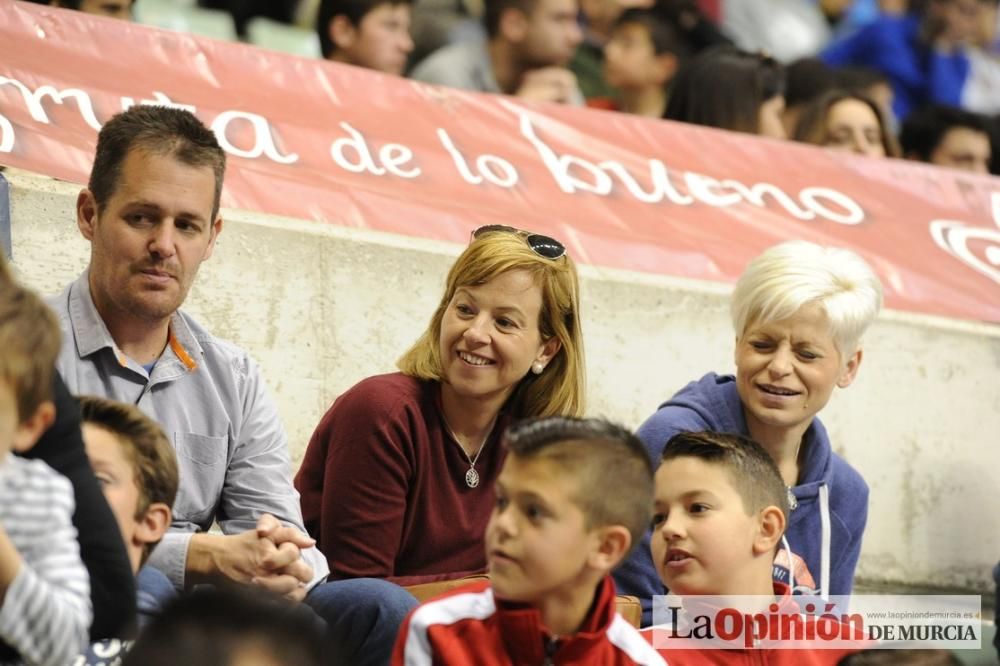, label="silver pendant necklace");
[443,415,497,489]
